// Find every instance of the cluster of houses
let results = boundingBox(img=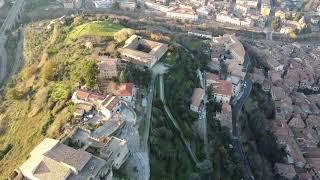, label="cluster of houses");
[63,0,137,11]
[250,42,320,179]
[10,33,168,180]
[145,0,267,28]
[13,86,134,180]
[190,34,247,130]
[63,0,320,35]
[62,0,320,35]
